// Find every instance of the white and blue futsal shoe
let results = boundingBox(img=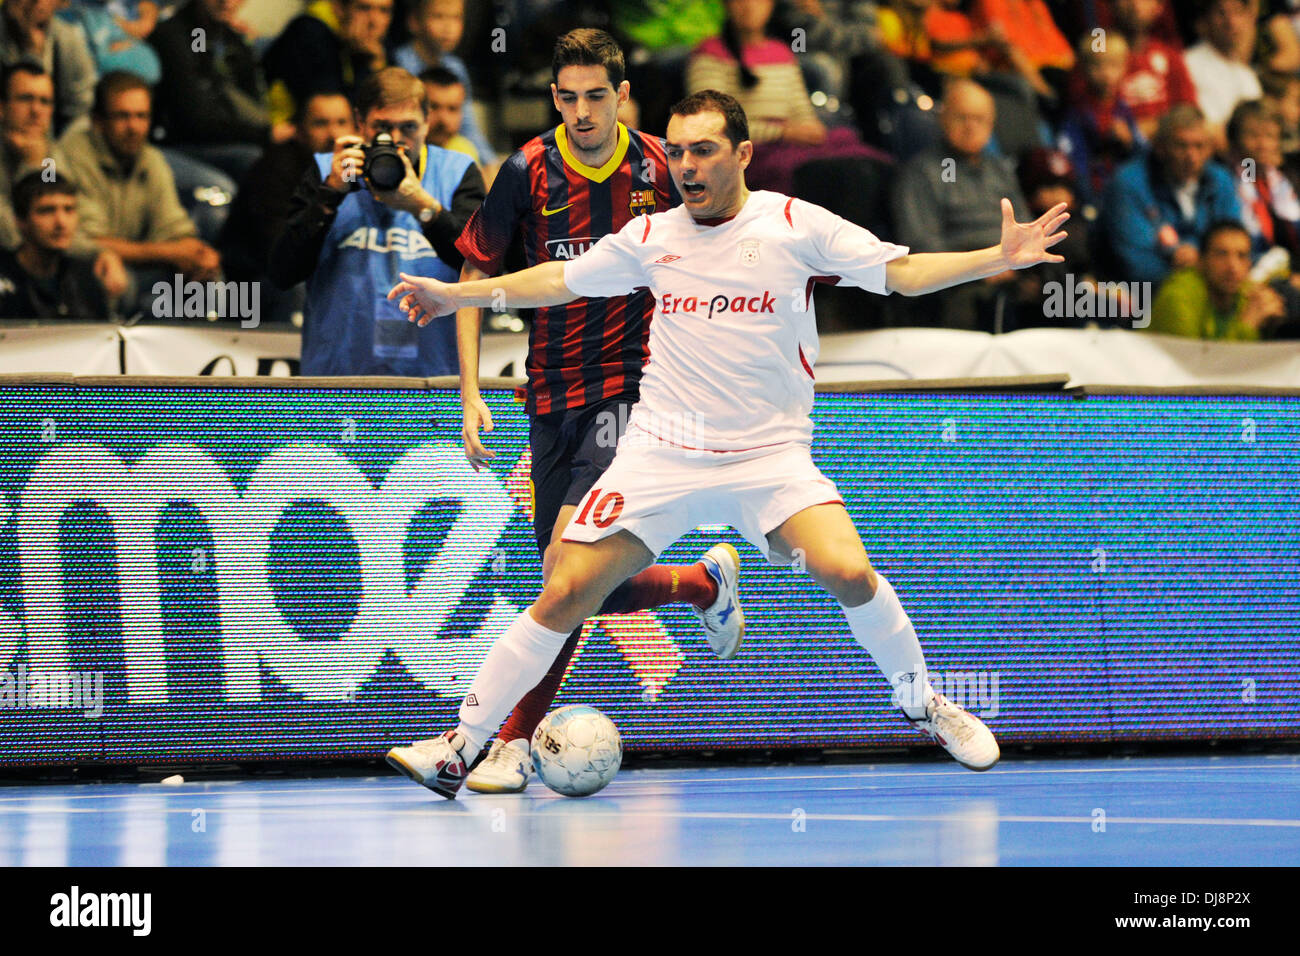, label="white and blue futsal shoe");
[693,543,745,660]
